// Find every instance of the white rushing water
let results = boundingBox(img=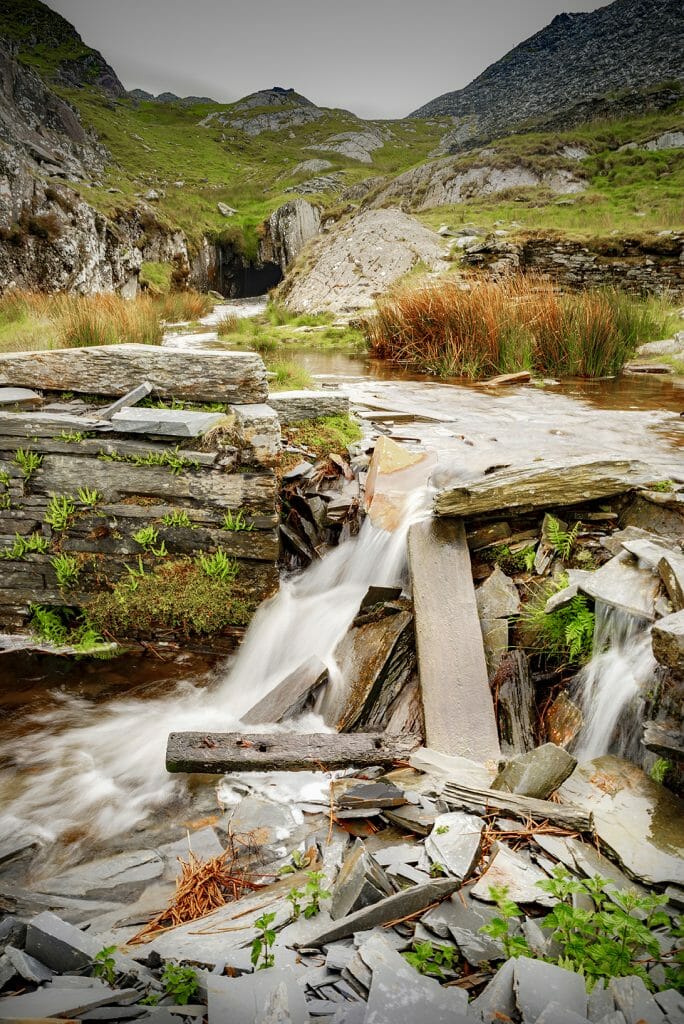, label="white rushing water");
[572,600,658,761]
[0,489,431,848]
